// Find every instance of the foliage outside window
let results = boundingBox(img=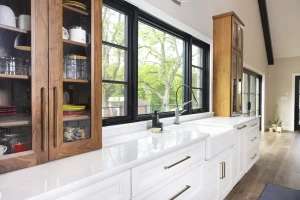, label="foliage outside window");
[102,0,210,126]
